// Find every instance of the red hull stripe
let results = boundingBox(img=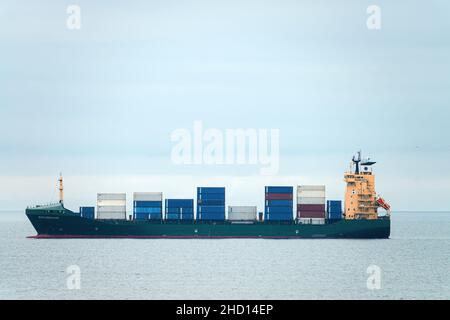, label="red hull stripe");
[28,234,303,239]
